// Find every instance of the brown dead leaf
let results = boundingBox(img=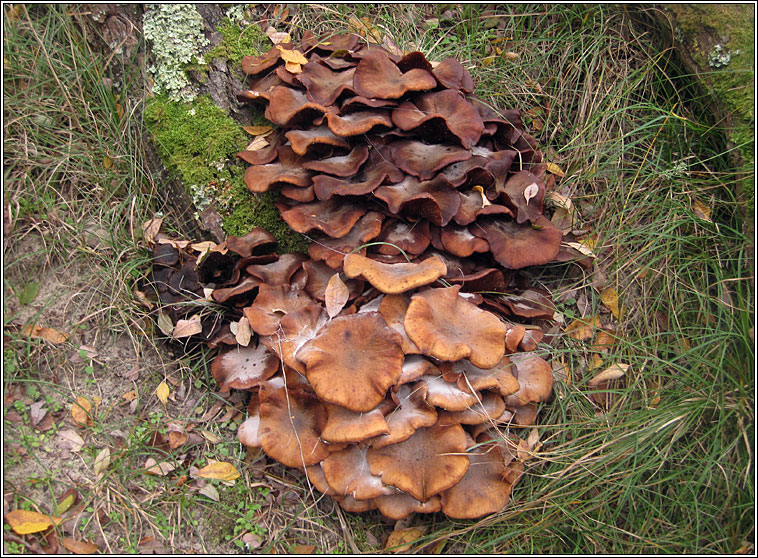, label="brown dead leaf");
[565,315,601,341]
[385,526,427,553]
[292,544,316,554]
[325,273,349,318]
[142,216,163,244]
[168,431,188,449]
[246,135,269,151]
[593,330,616,350]
[56,429,85,452]
[62,538,99,555]
[600,288,622,319]
[588,363,630,386]
[692,199,712,222]
[54,489,78,516]
[194,461,241,482]
[122,390,137,402]
[71,396,92,427]
[22,324,69,344]
[94,448,110,477]
[144,458,177,476]
[234,317,252,347]
[30,400,47,428]
[5,509,62,535]
[173,314,202,338]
